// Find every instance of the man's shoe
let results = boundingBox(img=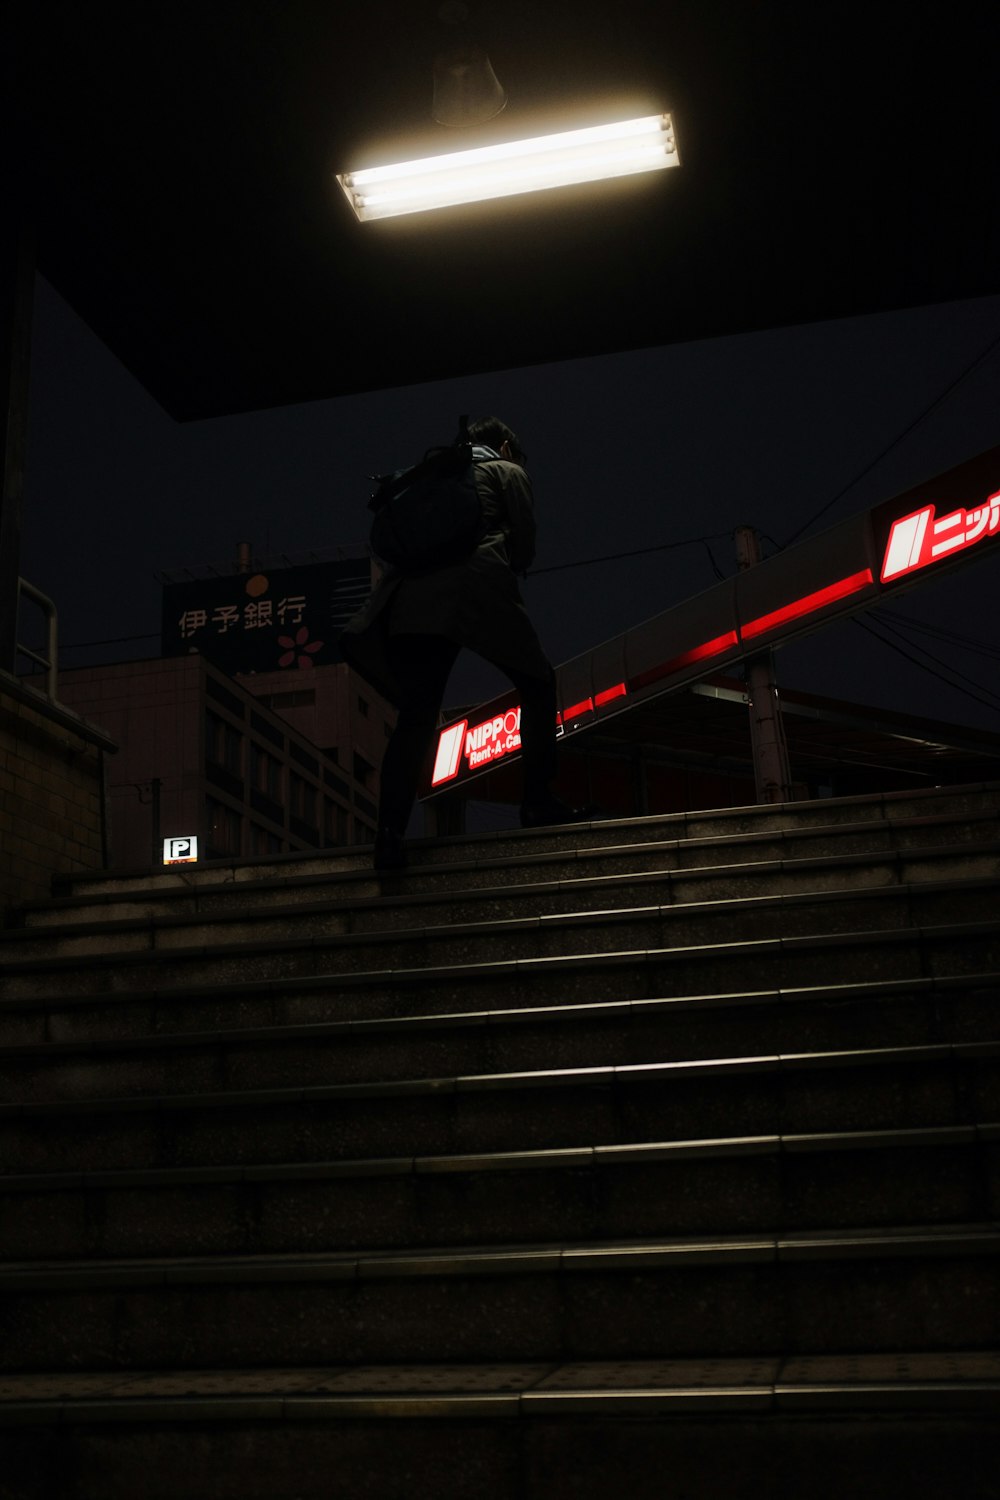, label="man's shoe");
[520,796,595,829]
[373,828,407,871]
